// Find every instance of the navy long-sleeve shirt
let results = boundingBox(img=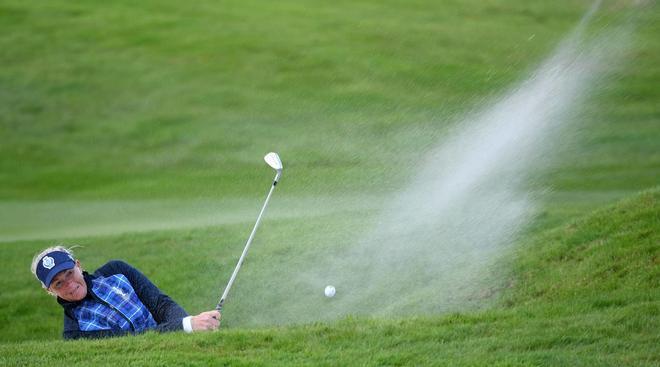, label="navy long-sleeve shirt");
[57,260,189,340]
